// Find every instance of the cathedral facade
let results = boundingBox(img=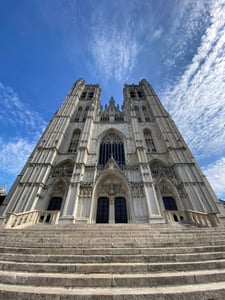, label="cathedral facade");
[1,79,224,226]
